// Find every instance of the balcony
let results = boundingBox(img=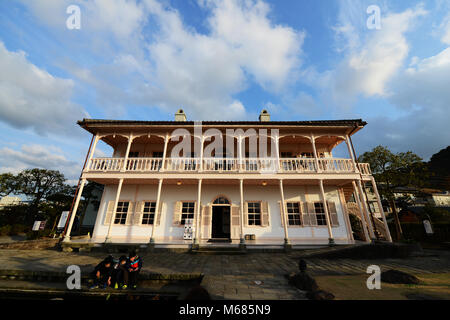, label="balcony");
[85,157,372,175]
